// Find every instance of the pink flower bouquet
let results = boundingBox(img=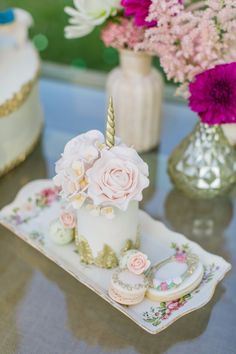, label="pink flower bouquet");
[139,0,236,125]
